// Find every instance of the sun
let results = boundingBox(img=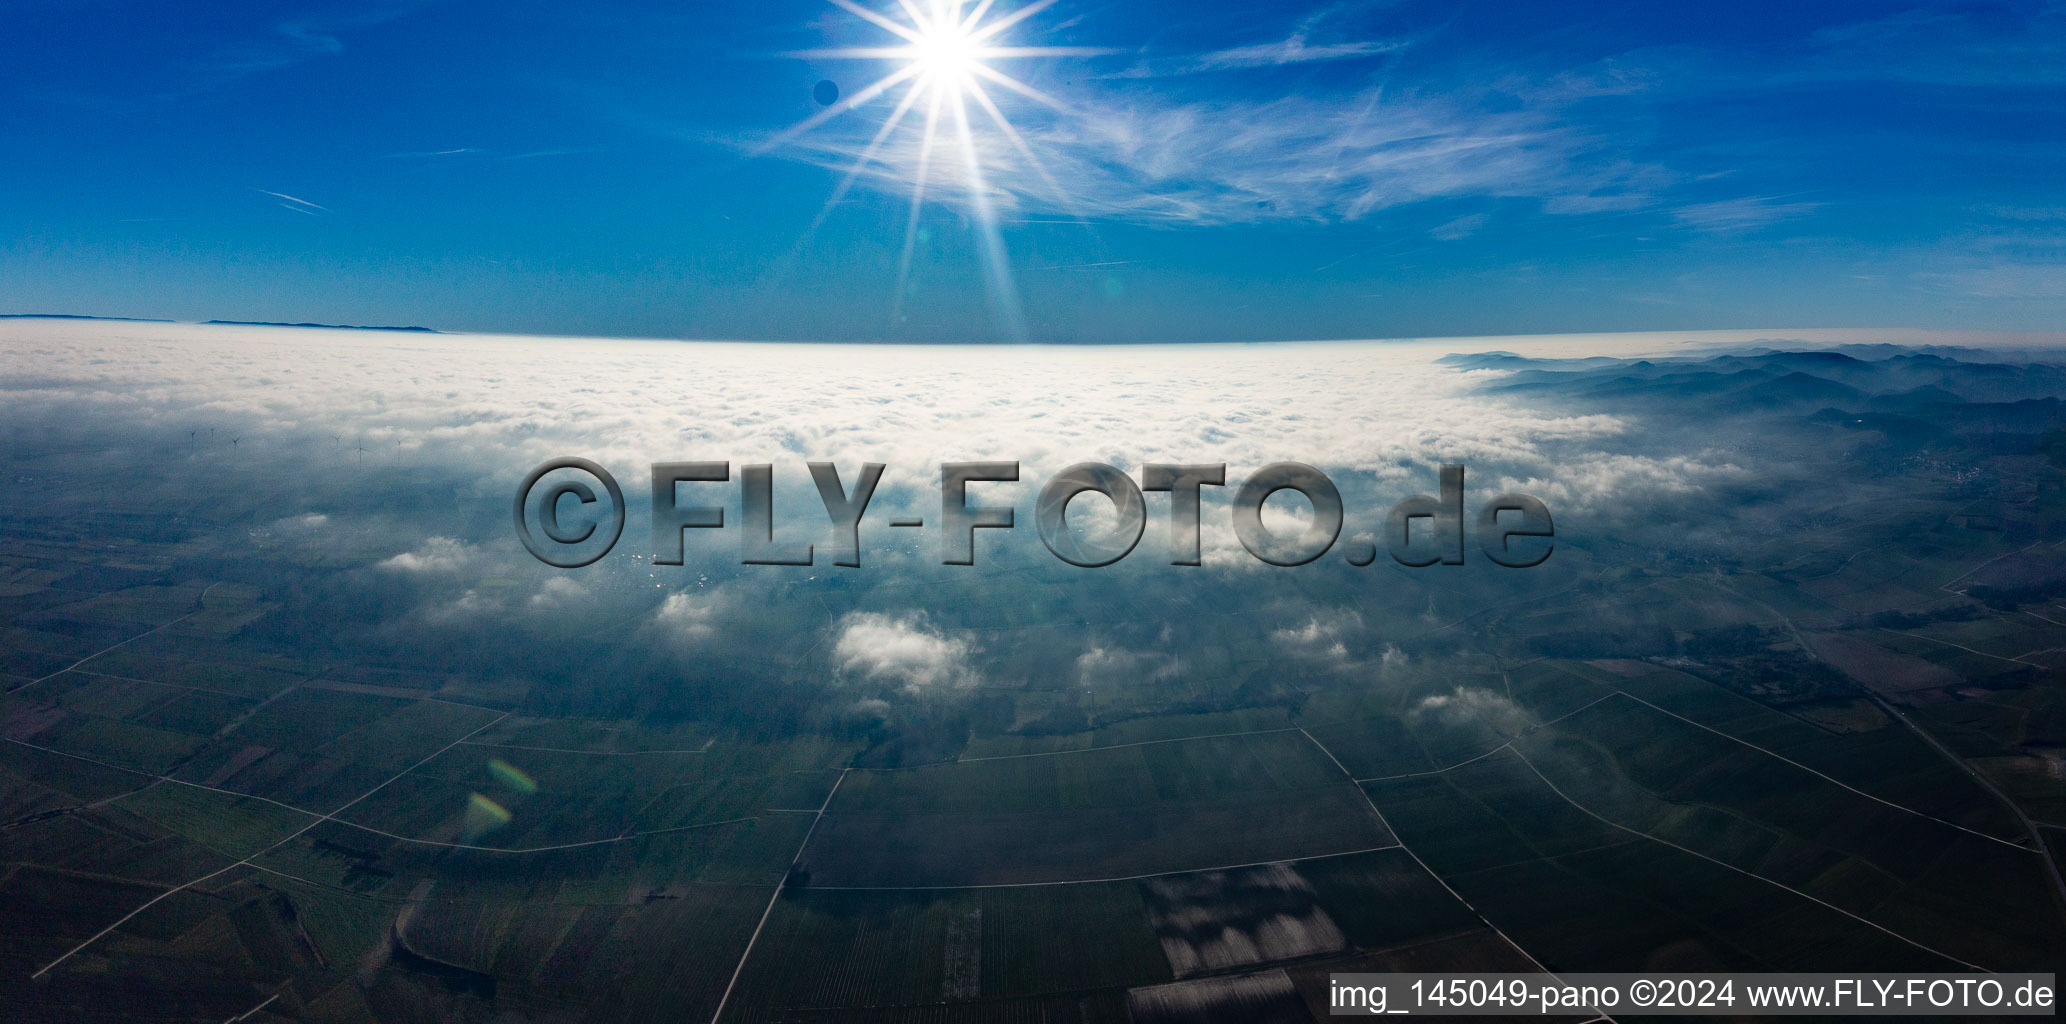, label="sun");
[770,0,1110,339]
[780,0,1102,118]
[907,14,983,87]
